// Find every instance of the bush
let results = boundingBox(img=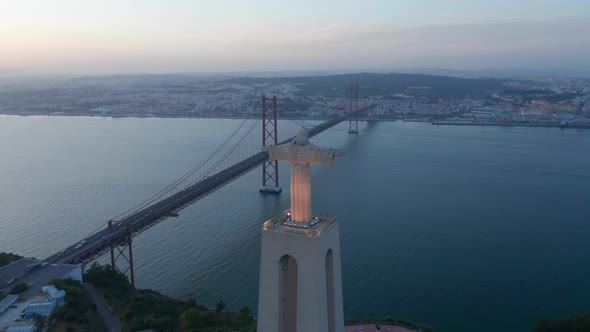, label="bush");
[180,308,209,329]
[238,306,253,324]
[216,301,226,313]
[84,263,131,293]
[48,278,106,331]
[533,312,590,332]
[85,263,256,332]
[64,311,77,322]
[0,252,23,268]
[9,282,29,294]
